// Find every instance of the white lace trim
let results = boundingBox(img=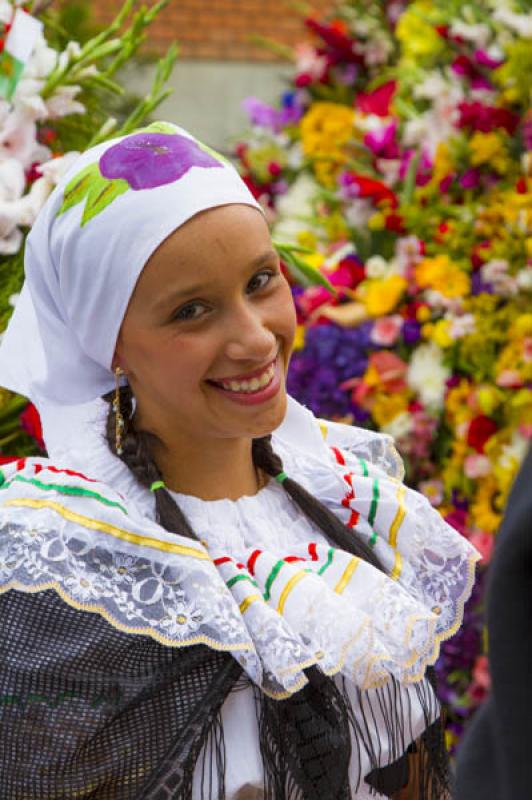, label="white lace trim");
[0,424,479,699]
